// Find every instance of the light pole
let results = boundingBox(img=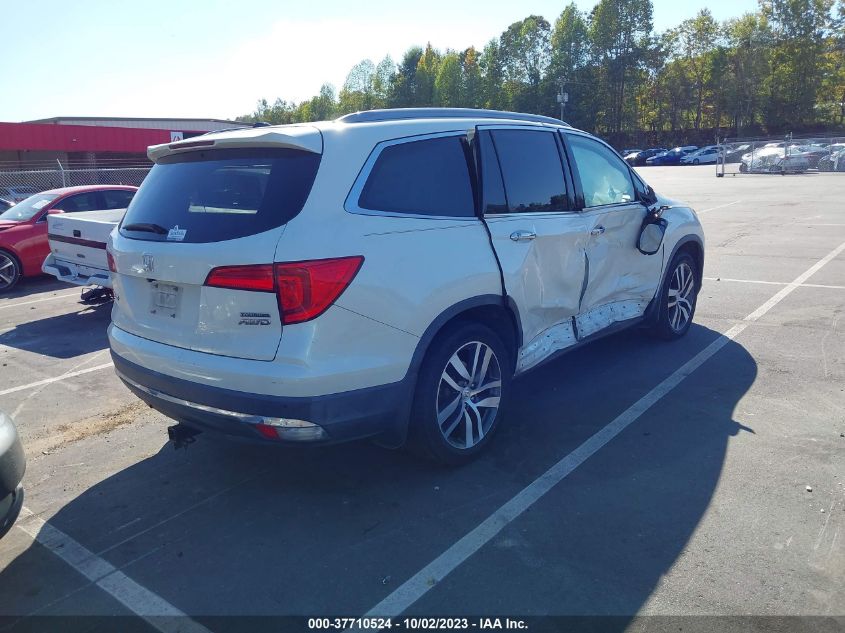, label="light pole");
[556,79,569,122]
